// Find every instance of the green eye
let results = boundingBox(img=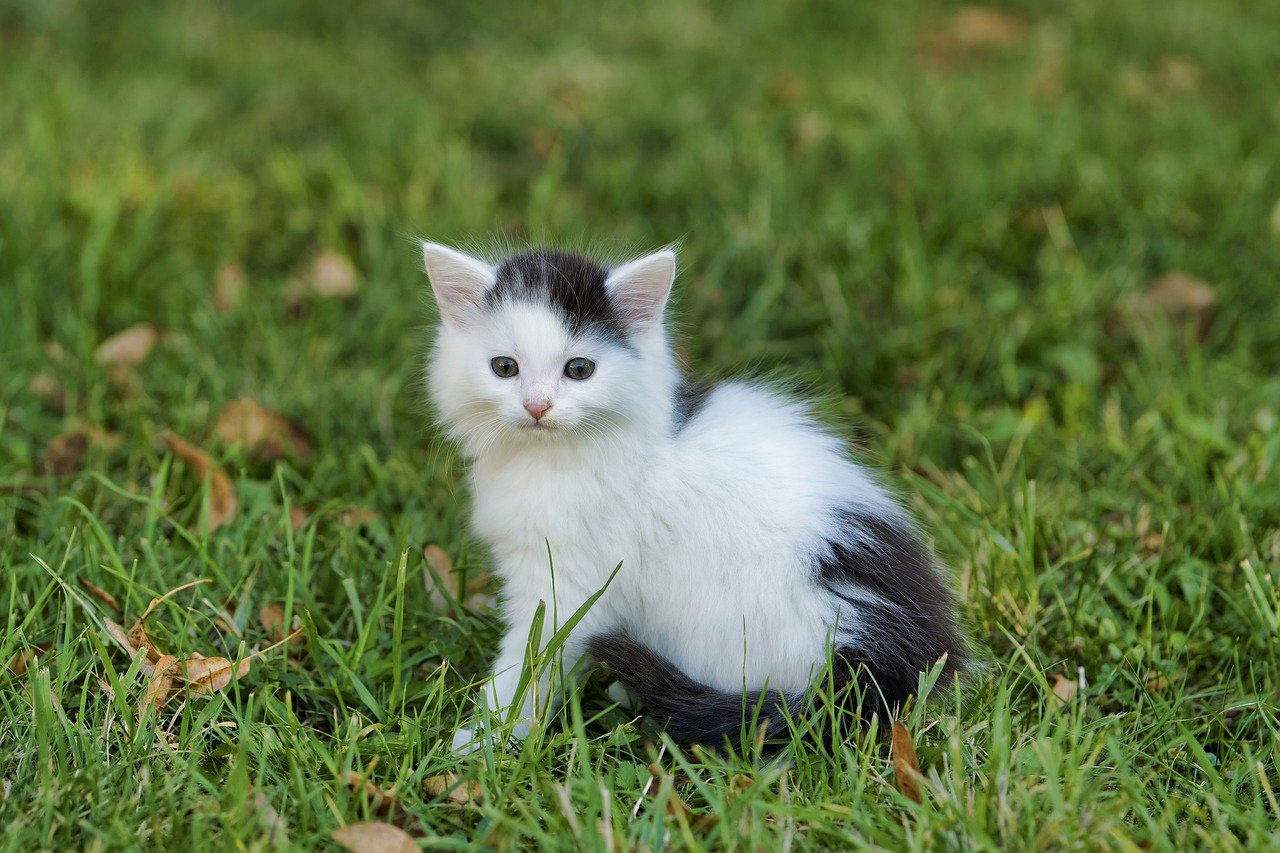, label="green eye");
[490,356,518,378]
[564,357,595,380]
